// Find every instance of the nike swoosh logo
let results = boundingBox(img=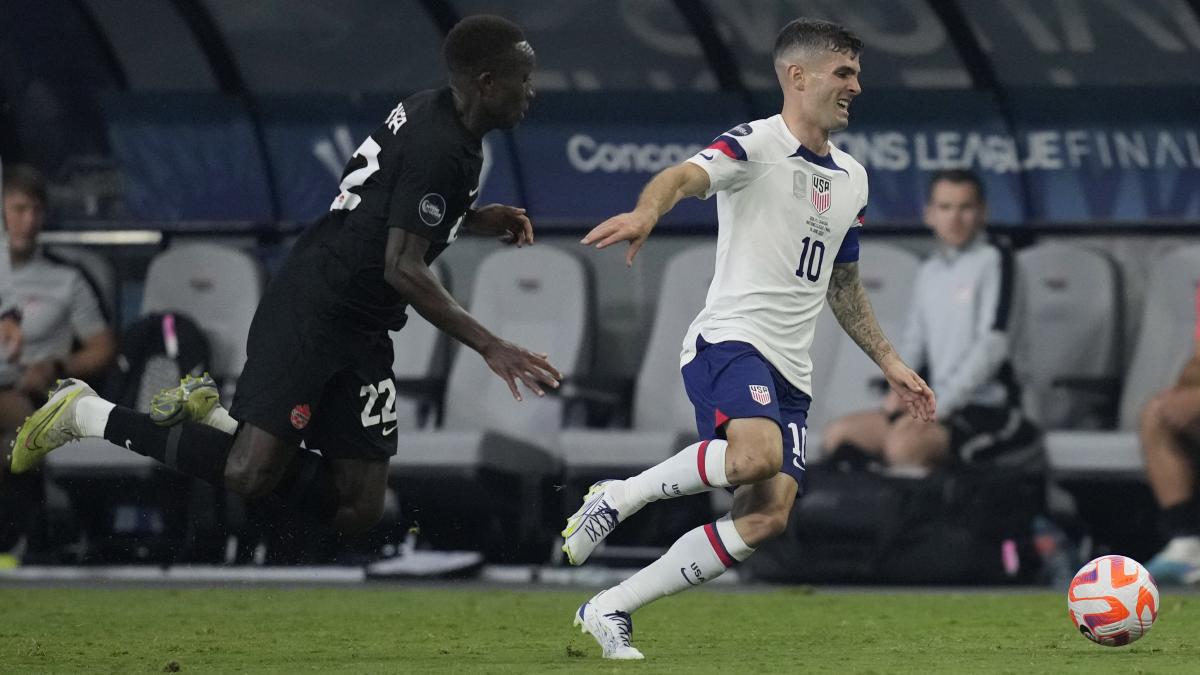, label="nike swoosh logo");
[24,397,70,452]
[699,152,714,161]
[126,440,134,451]
[381,425,397,437]
[680,568,700,586]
